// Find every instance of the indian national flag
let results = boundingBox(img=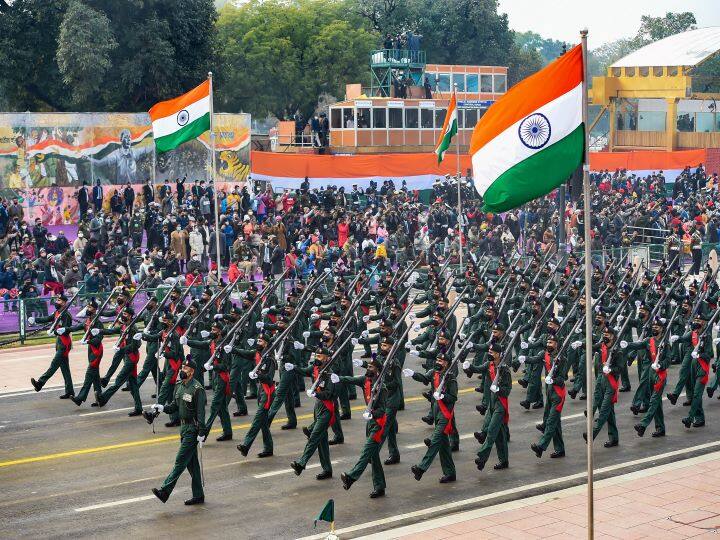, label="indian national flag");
[470,45,584,212]
[149,80,211,153]
[434,92,457,164]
